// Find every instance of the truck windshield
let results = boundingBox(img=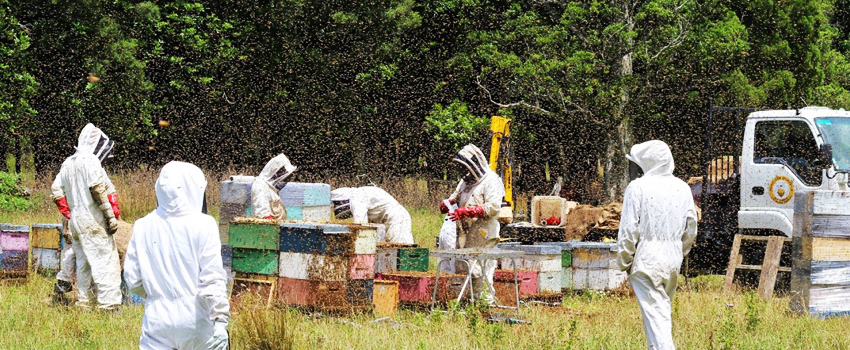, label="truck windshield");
[816,117,850,171]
